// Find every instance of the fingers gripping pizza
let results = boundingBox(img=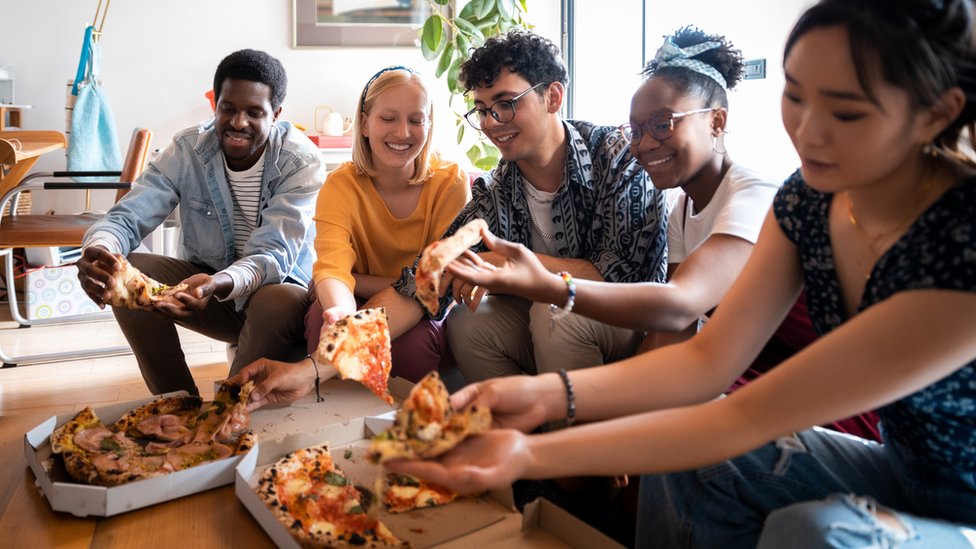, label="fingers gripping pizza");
[49,382,256,486]
[368,371,491,464]
[414,218,488,315]
[107,255,188,310]
[257,443,406,548]
[314,308,395,405]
